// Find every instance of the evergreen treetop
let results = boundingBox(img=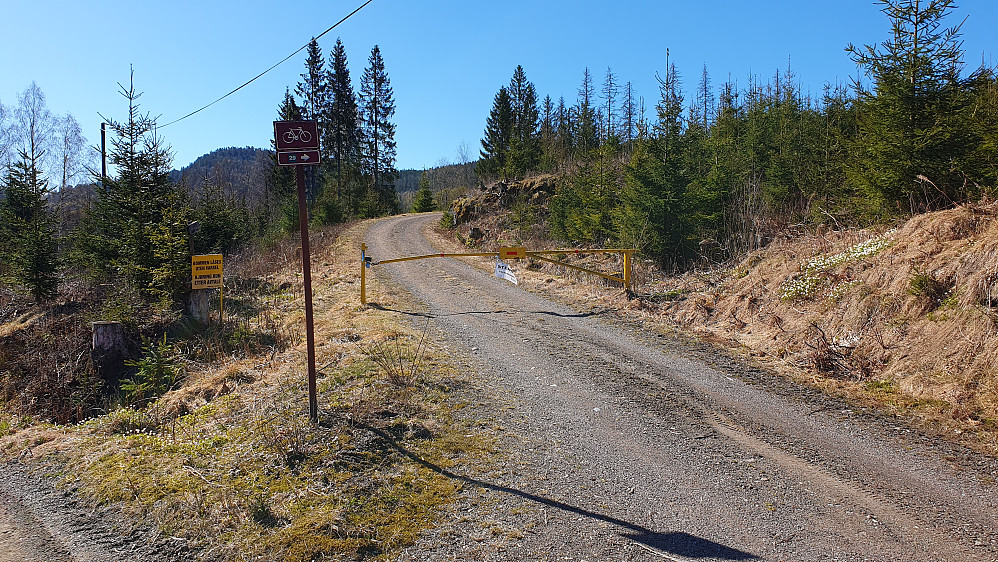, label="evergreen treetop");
[0,150,58,300]
[359,45,398,216]
[411,171,436,212]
